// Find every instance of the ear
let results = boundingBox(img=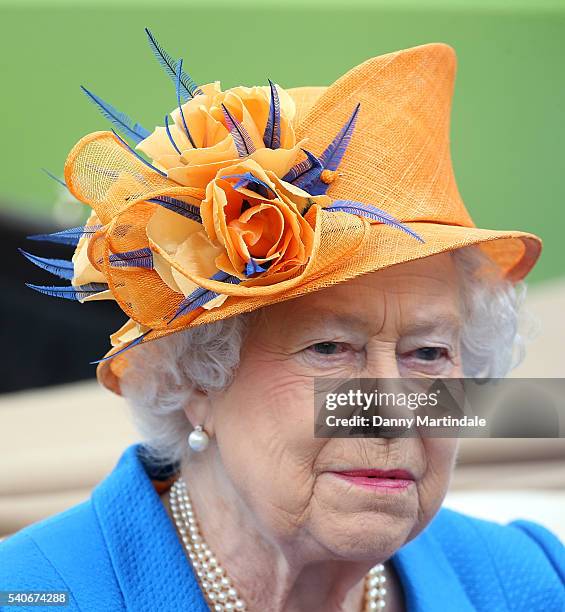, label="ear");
[182,386,216,438]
